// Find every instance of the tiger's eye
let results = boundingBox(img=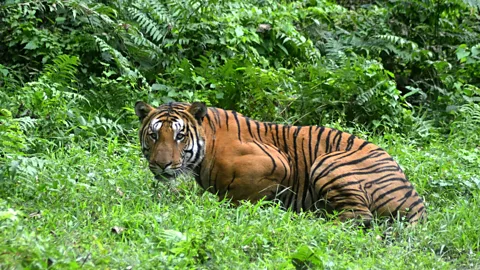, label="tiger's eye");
[149,132,157,140]
[176,133,185,141]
